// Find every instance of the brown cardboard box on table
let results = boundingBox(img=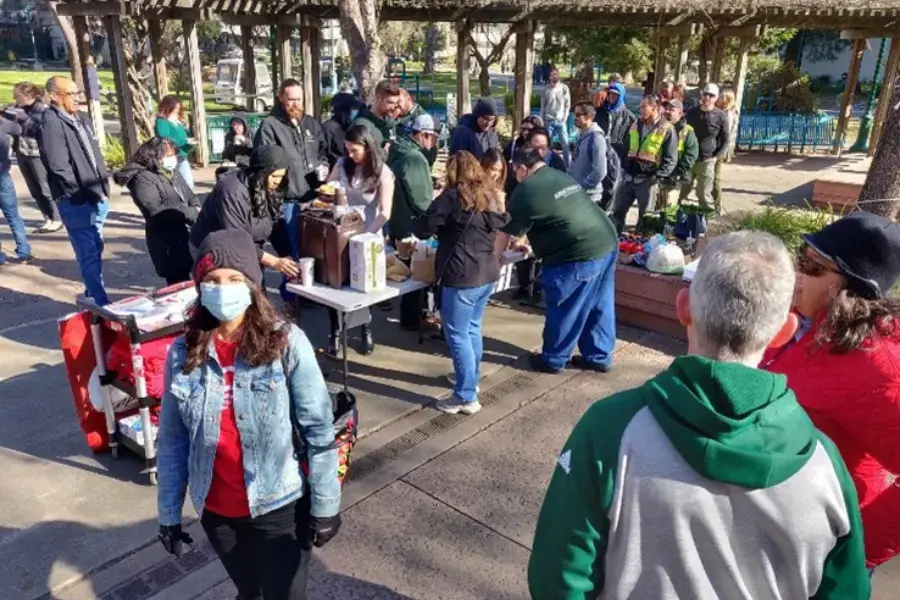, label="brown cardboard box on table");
[411,244,437,284]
